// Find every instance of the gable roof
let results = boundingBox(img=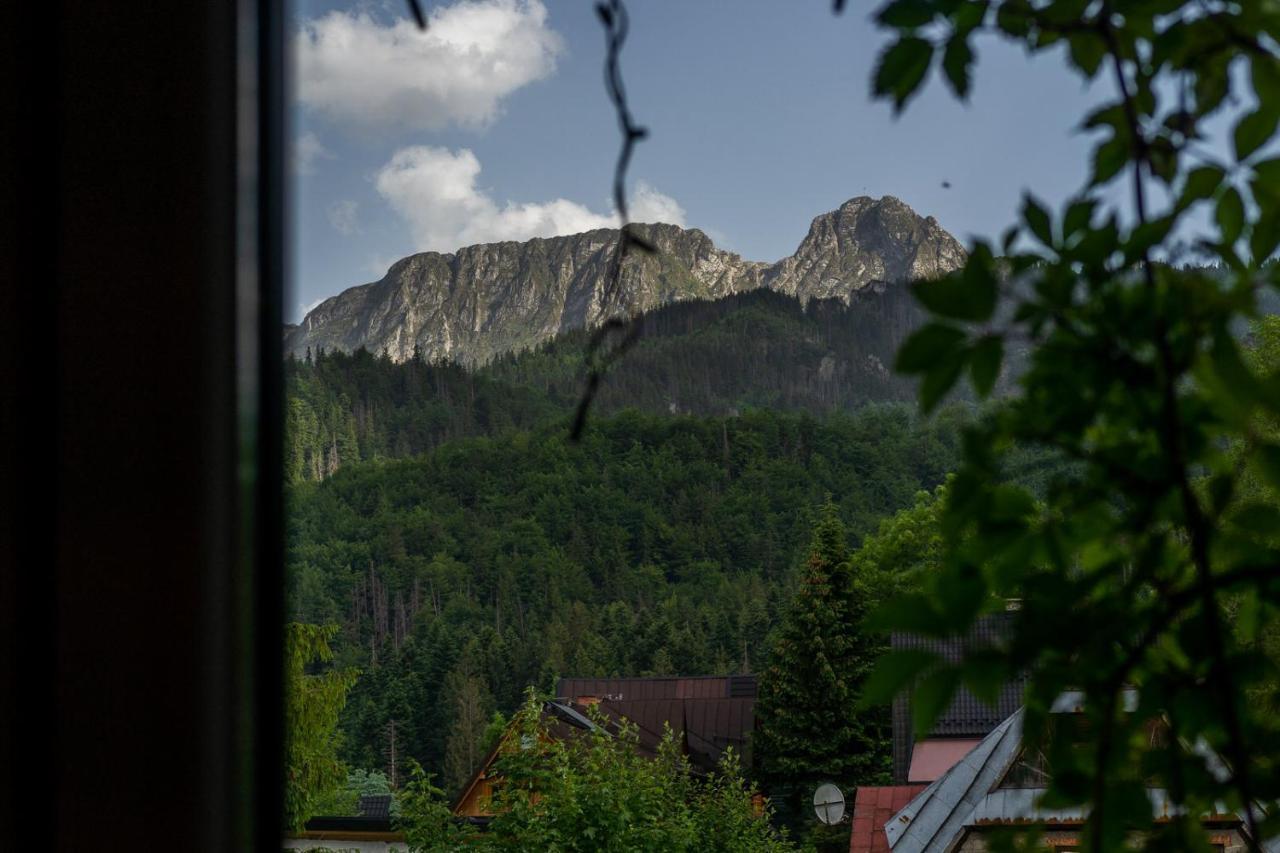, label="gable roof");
[890,614,1025,781]
[884,702,1267,853]
[454,677,759,817]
